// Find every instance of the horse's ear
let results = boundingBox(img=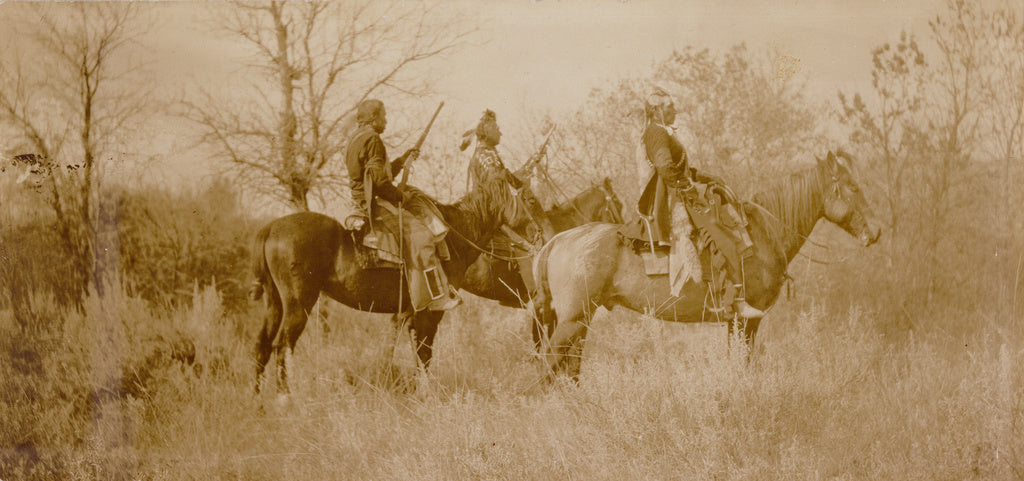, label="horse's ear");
[834,149,855,171]
[825,151,840,173]
[603,177,612,188]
